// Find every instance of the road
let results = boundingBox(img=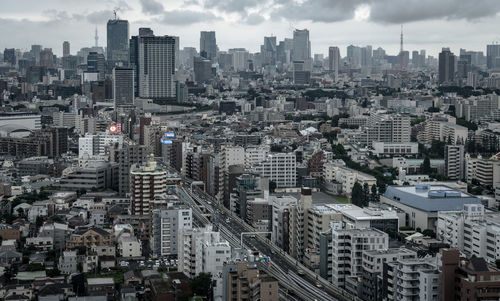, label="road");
[176,183,360,301]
